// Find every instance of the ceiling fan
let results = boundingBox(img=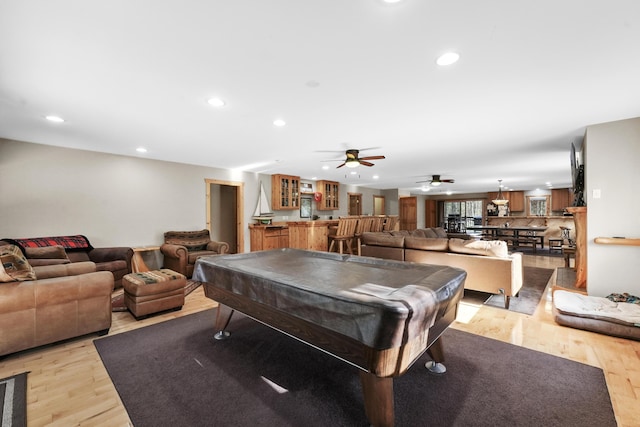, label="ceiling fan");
[333,149,386,168]
[416,174,455,186]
